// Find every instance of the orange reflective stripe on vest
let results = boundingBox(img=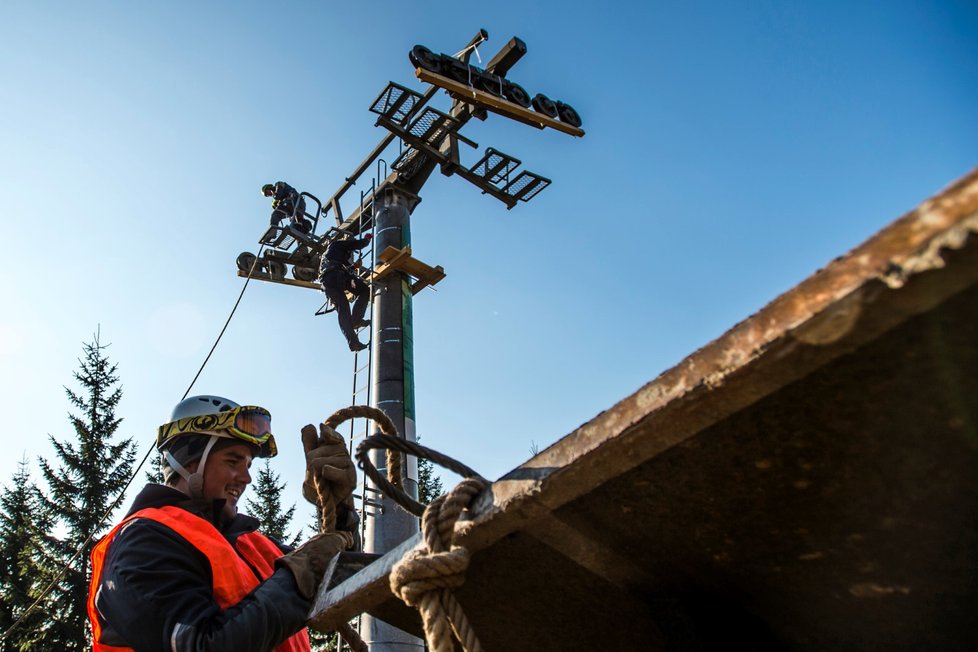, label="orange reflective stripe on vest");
[235,530,281,579]
[88,505,310,652]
